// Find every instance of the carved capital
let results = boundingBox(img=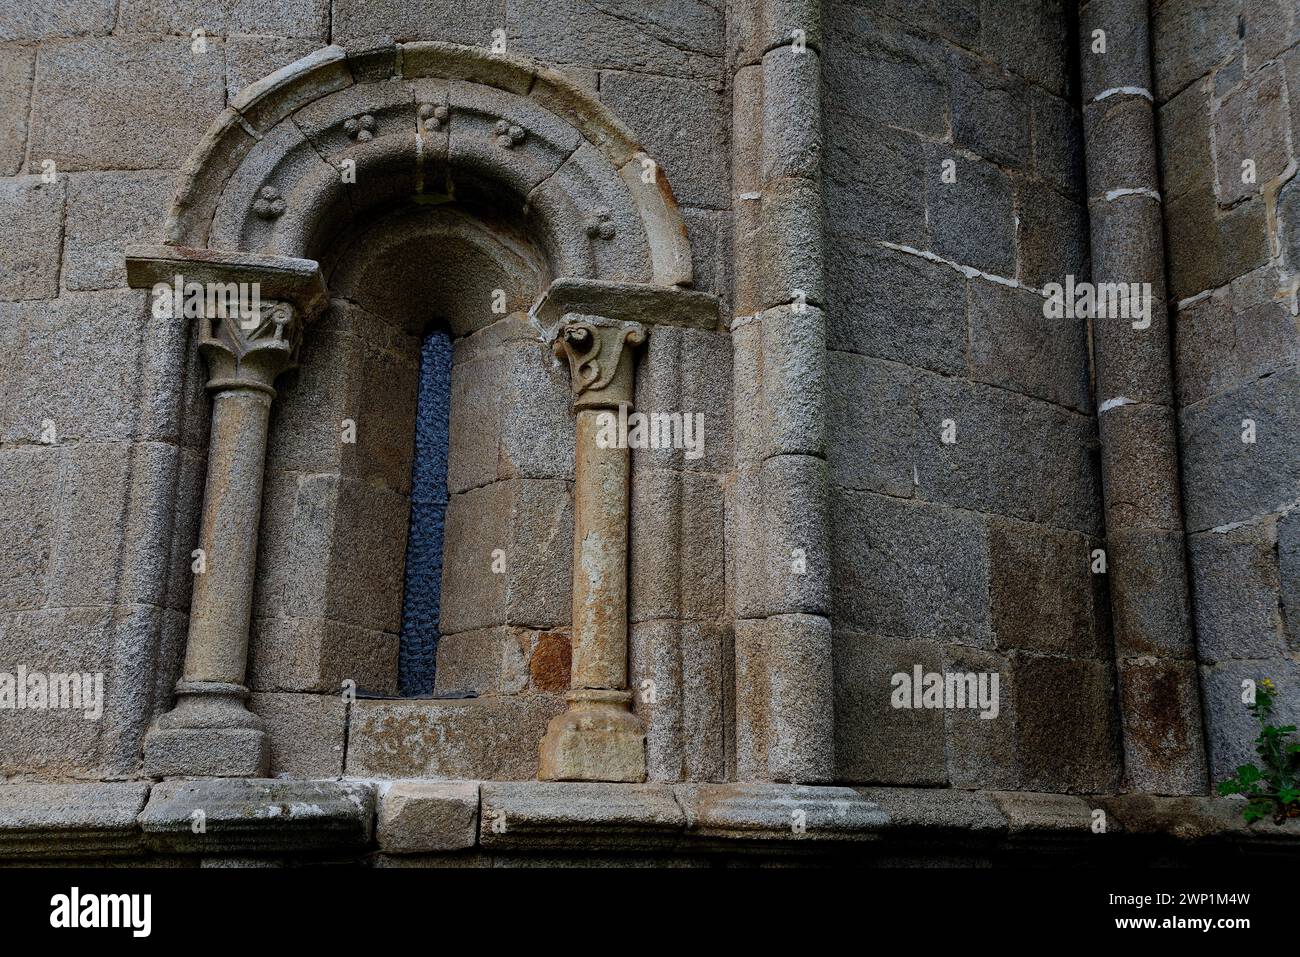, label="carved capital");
[200,300,303,394]
[551,315,646,409]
